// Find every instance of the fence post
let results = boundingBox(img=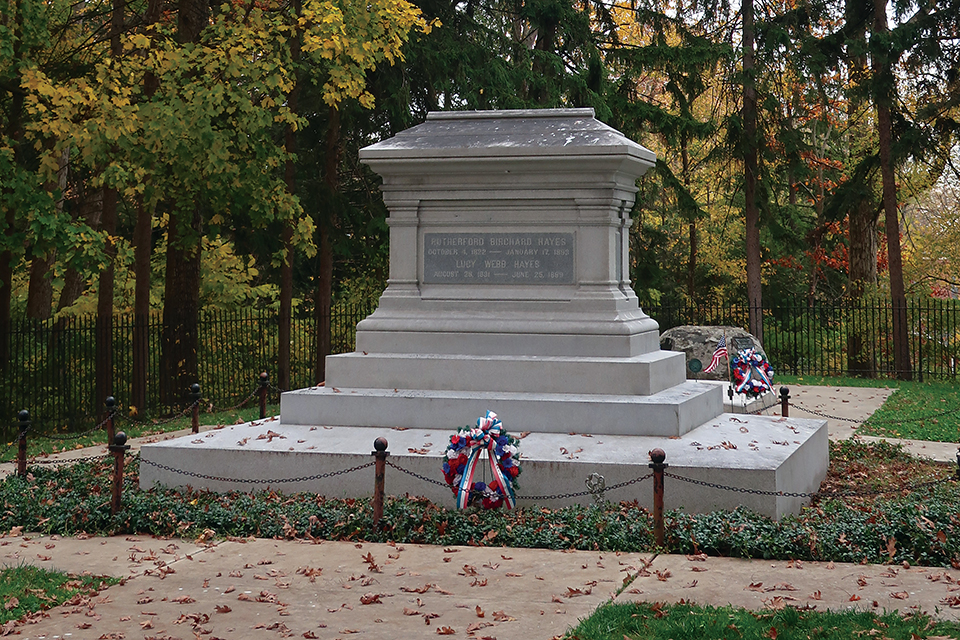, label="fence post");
[372,437,388,526]
[190,383,201,434]
[259,371,269,419]
[779,386,790,418]
[17,410,29,478]
[648,448,667,548]
[109,432,131,515]
[105,396,116,446]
